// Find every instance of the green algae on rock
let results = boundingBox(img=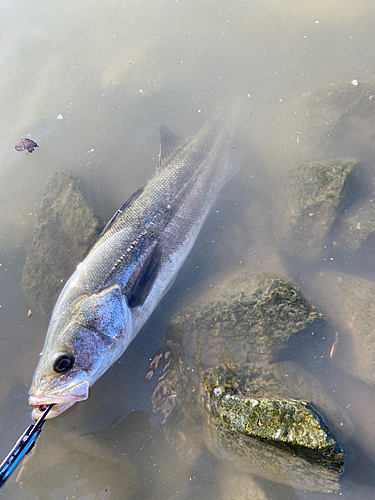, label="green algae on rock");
[216,396,343,466]
[200,360,352,437]
[202,363,345,474]
[21,170,101,317]
[273,159,357,261]
[145,338,349,491]
[147,268,347,492]
[174,269,323,367]
[203,414,342,493]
